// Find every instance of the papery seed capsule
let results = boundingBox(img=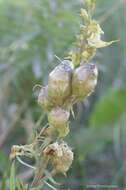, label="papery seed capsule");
[43,142,62,157]
[48,60,74,105]
[48,107,70,126]
[43,142,73,174]
[48,107,70,137]
[52,142,74,174]
[38,86,53,111]
[72,63,98,100]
